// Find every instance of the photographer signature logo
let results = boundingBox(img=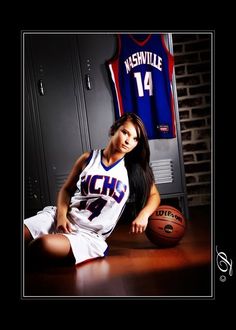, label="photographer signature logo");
[216,246,233,282]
